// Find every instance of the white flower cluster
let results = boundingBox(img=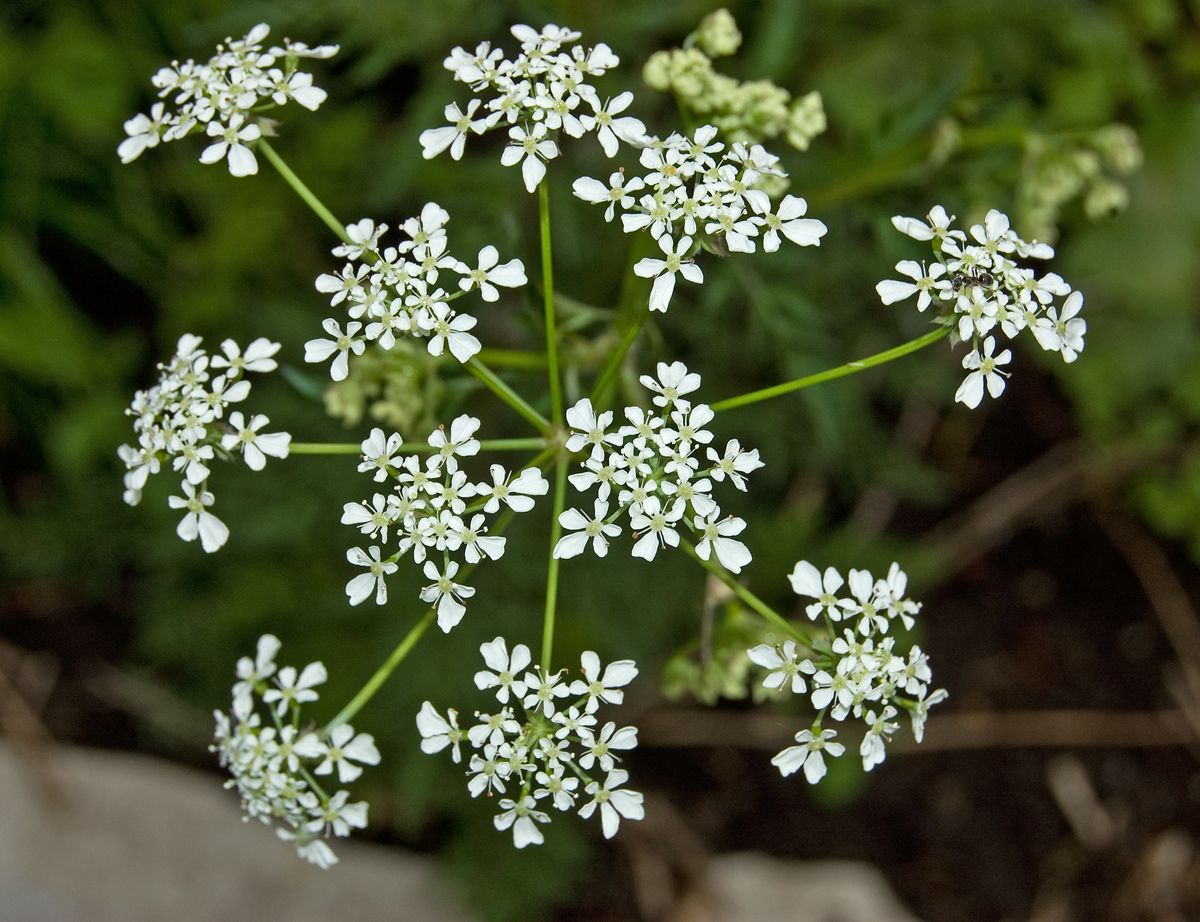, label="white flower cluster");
[305,205,526,378]
[574,124,828,312]
[118,334,290,552]
[418,638,644,847]
[212,635,379,869]
[554,361,763,572]
[421,24,648,190]
[876,206,1085,409]
[118,23,338,177]
[341,418,548,631]
[749,561,947,783]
